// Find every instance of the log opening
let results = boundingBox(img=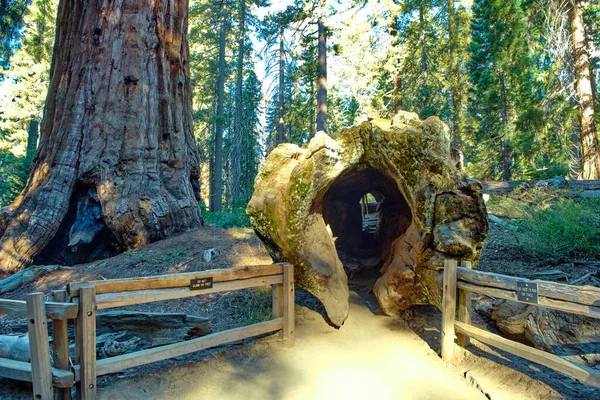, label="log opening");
[320,167,412,282]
